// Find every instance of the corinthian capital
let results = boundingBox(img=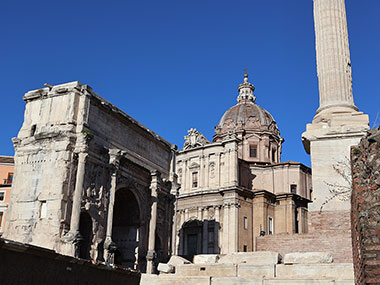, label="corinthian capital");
[109,149,126,169]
